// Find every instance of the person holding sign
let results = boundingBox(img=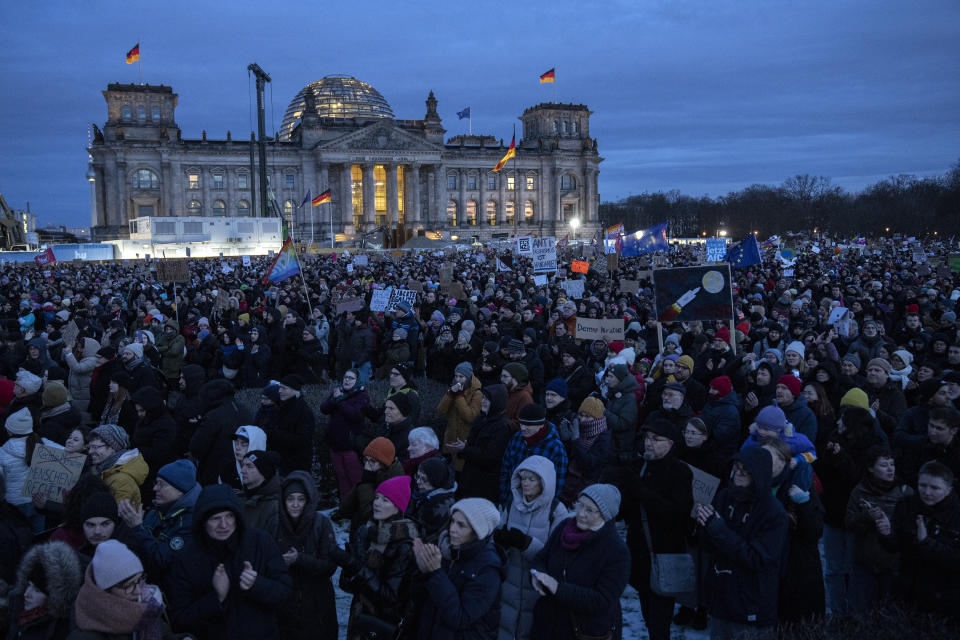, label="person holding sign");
[0,408,43,532]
